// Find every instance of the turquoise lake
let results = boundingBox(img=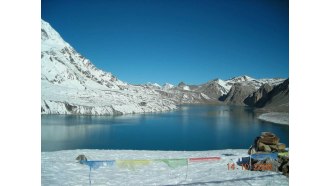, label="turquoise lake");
[41,105,289,152]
